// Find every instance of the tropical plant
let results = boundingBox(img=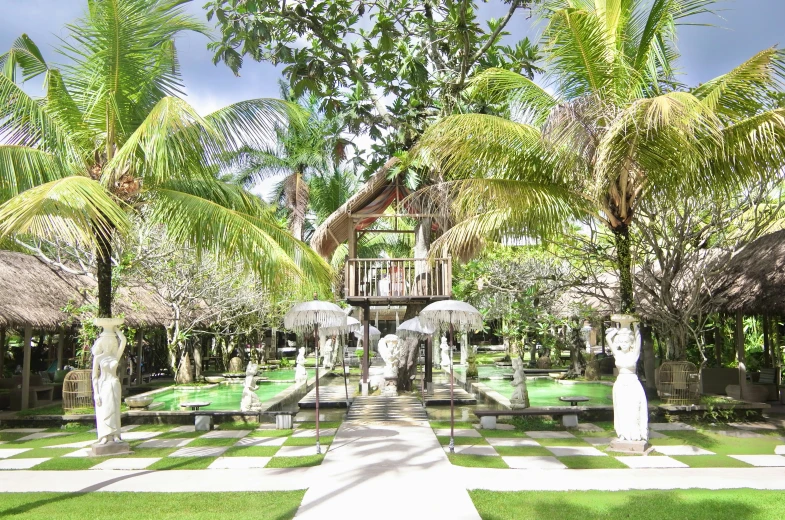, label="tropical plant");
[414,0,785,313]
[0,0,329,318]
